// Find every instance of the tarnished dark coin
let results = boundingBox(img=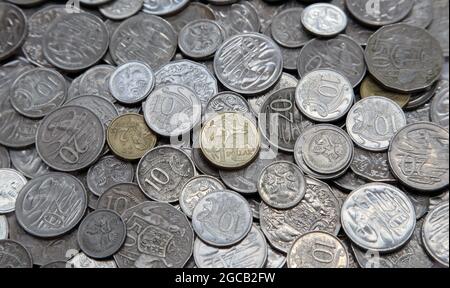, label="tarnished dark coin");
[0,108,40,148]
[110,14,177,70]
[360,77,411,108]
[204,92,251,119]
[194,225,267,268]
[350,147,396,182]
[9,145,52,179]
[192,190,252,247]
[41,261,68,268]
[345,0,414,27]
[142,0,189,16]
[87,155,134,197]
[344,16,375,47]
[65,95,119,128]
[365,24,443,93]
[341,183,416,252]
[43,12,109,72]
[78,65,116,103]
[191,146,220,178]
[288,231,349,268]
[0,168,27,214]
[0,146,10,169]
[179,176,225,219]
[1,59,34,111]
[388,122,449,192]
[428,0,449,57]
[137,146,195,203]
[260,176,341,253]
[0,240,33,268]
[297,35,366,87]
[0,3,27,61]
[296,69,354,122]
[301,3,347,37]
[78,209,126,259]
[405,191,430,220]
[402,0,433,29]
[0,215,7,240]
[214,33,283,95]
[15,173,87,238]
[422,202,449,267]
[97,183,147,215]
[68,252,117,268]
[36,106,105,172]
[347,96,406,151]
[271,7,312,48]
[430,80,449,130]
[114,202,194,268]
[165,2,216,33]
[10,68,67,118]
[99,0,143,20]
